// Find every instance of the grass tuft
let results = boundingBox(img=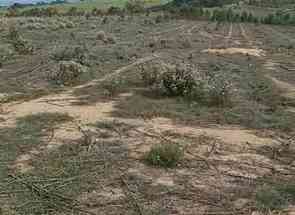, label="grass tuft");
[145,143,183,168]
